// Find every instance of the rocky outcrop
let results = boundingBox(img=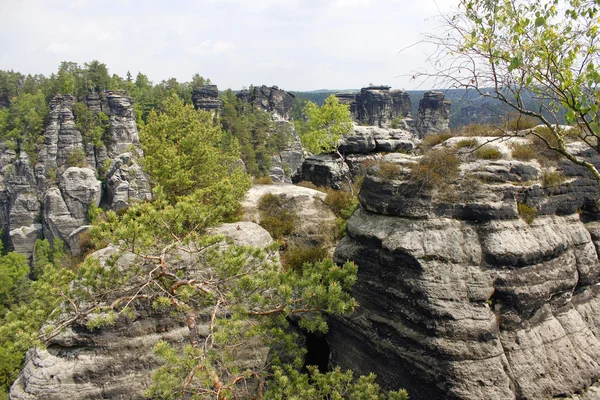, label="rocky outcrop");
[105,153,151,210]
[42,168,100,249]
[239,85,295,121]
[297,125,419,189]
[192,85,221,113]
[0,92,150,256]
[236,86,304,182]
[336,86,413,128]
[242,184,337,251]
[329,137,600,399]
[415,90,451,137]
[269,121,305,183]
[0,93,10,109]
[298,154,352,191]
[10,222,275,400]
